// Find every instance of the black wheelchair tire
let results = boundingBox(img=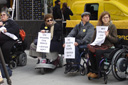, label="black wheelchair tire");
[18,52,27,66]
[112,49,127,81]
